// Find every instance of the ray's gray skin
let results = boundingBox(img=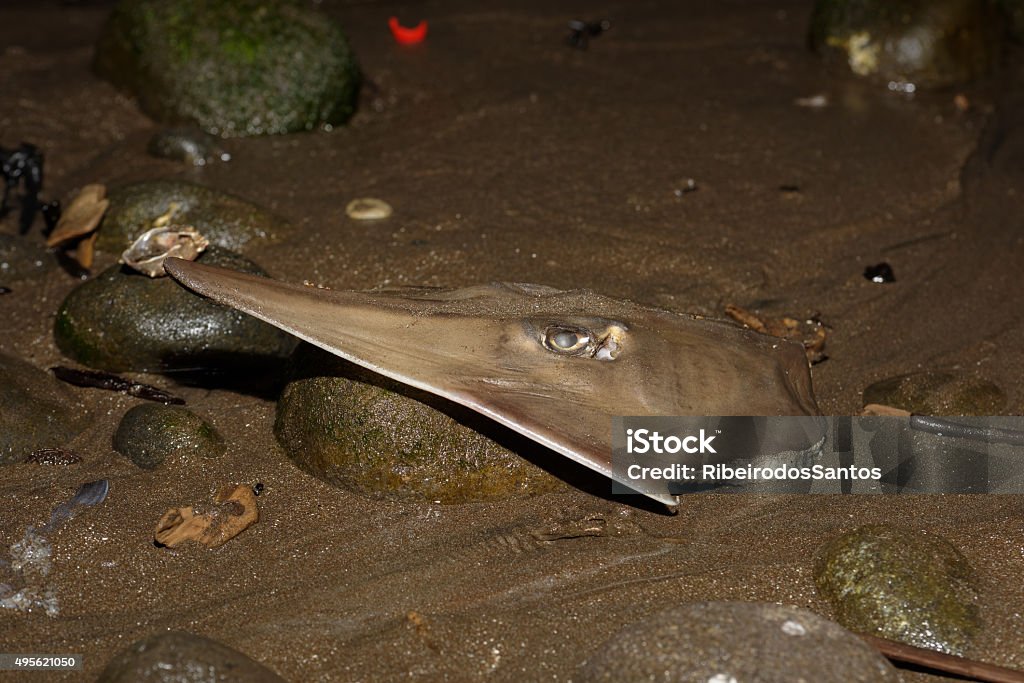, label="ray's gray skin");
[164,258,819,508]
